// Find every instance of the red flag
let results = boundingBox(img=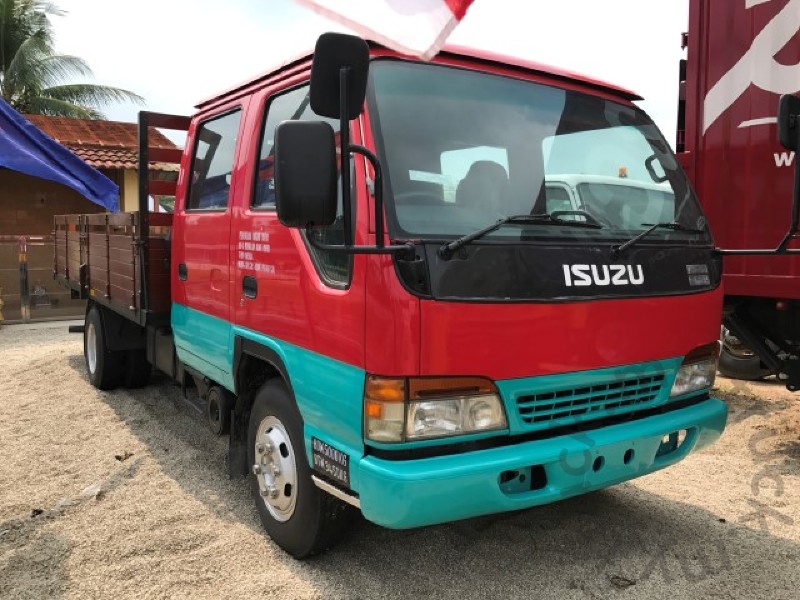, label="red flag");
[295,0,475,60]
